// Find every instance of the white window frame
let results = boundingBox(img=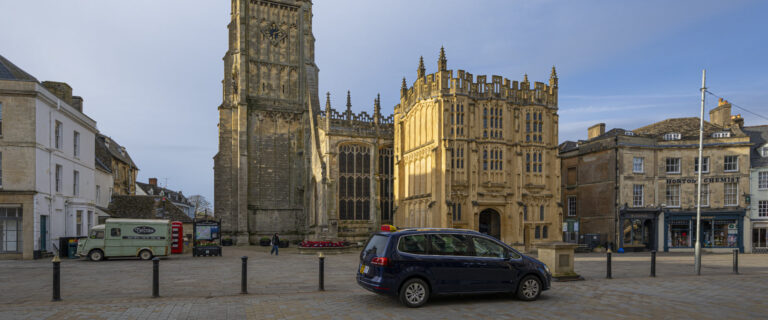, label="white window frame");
[758,171,768,190]
[762,146,768,157]
[96,185,101,201]
[633,184,644,207]
[0,152,3,188]
[567,196,576,216]
[695,184,709,207]
[633,157,644,173]
[55,165,62,193]
[73,131,80,158]
[666,184,680,208]
[694,157,709,173]
[724,155,738,172]
[55,121,63,149]
[73,170,79,197]
[759,200,768,217]
[724,182,738,207]
[666,158,681,174]
[712,131,730,138]
[664,133,681,140]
